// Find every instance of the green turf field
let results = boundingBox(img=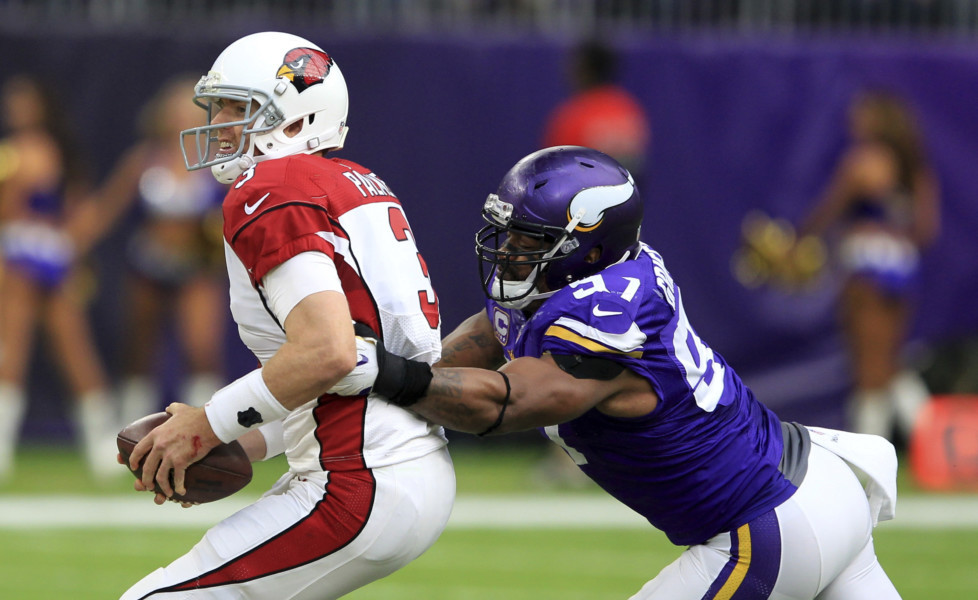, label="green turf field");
[0,443,975,599]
